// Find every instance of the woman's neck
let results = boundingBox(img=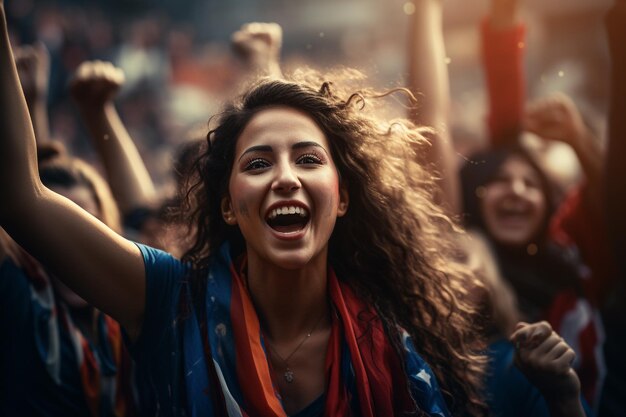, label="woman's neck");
[245,249,330,344]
